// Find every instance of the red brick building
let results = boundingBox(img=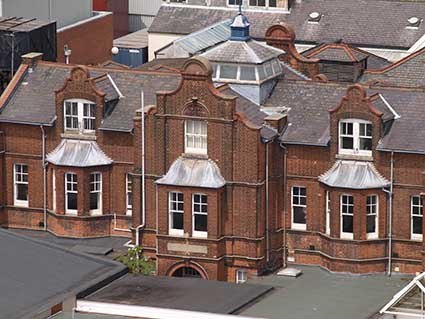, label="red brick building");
[1,15,425,281]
